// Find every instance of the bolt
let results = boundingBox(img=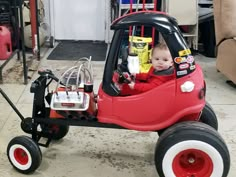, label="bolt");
[188,157,195,164]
